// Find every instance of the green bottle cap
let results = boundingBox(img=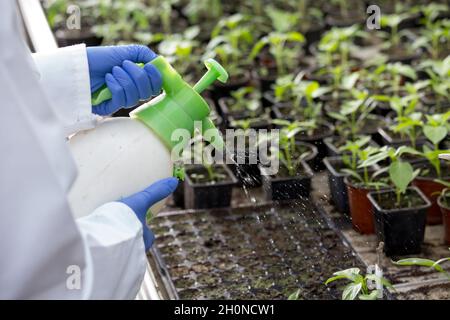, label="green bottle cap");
[129,56,228,152]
